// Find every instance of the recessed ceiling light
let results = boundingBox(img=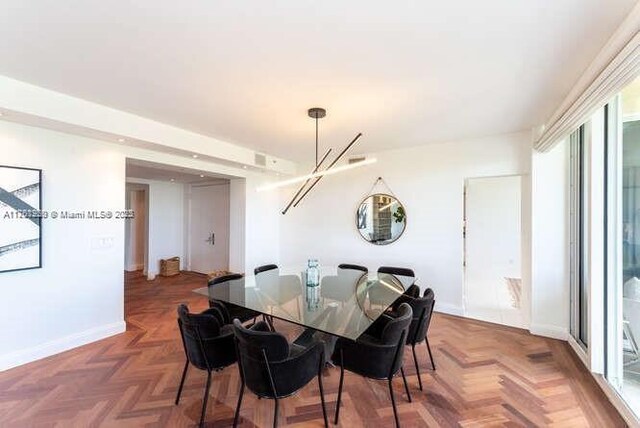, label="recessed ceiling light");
[199,174,205,178]
[118,138,125,142]
[170,178,175,182]
[192,154,199,159]
[243,165,247,169]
